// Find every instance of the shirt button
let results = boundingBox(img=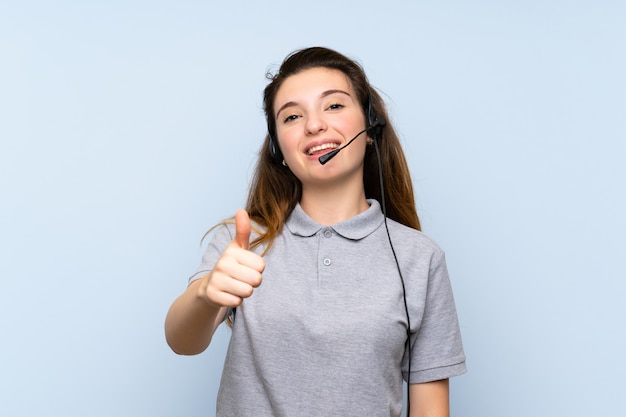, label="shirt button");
[323,230,332,238]
[323,258,332,266]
